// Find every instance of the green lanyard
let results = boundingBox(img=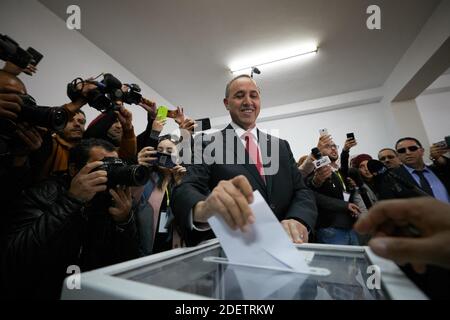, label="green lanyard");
[334,170,347,192]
